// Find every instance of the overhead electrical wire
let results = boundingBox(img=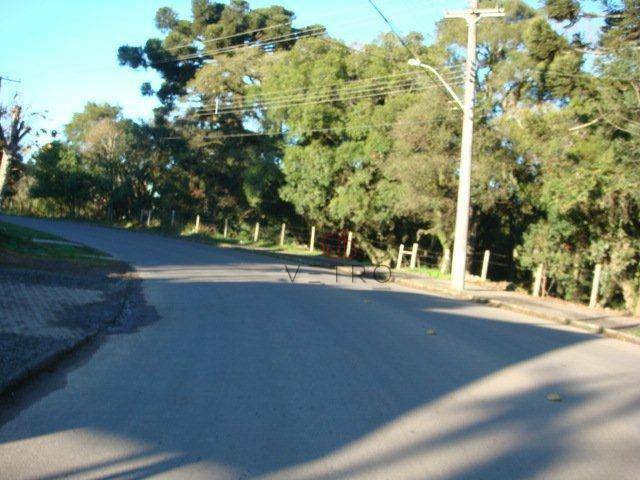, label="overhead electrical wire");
[187,79,464,118]
[196,72,464,114]
[162,116,457,143]
[157,27,327,64]
[165,21,294,51]
[366,0,420,59]
[191,65,464,107]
